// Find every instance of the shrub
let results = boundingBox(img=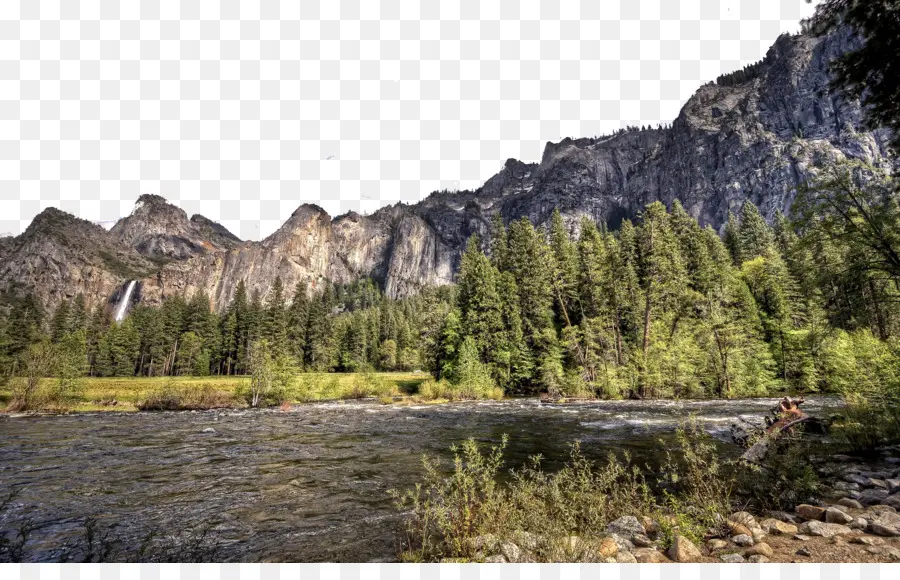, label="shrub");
[137,382,237,411]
